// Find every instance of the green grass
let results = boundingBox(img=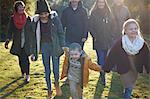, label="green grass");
[0,35,150,99]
